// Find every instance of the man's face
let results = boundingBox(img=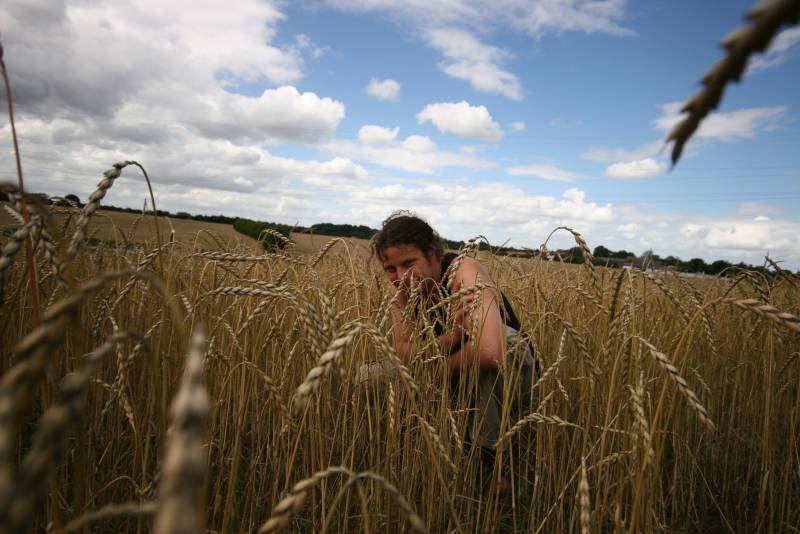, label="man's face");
[379,244,442,291]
